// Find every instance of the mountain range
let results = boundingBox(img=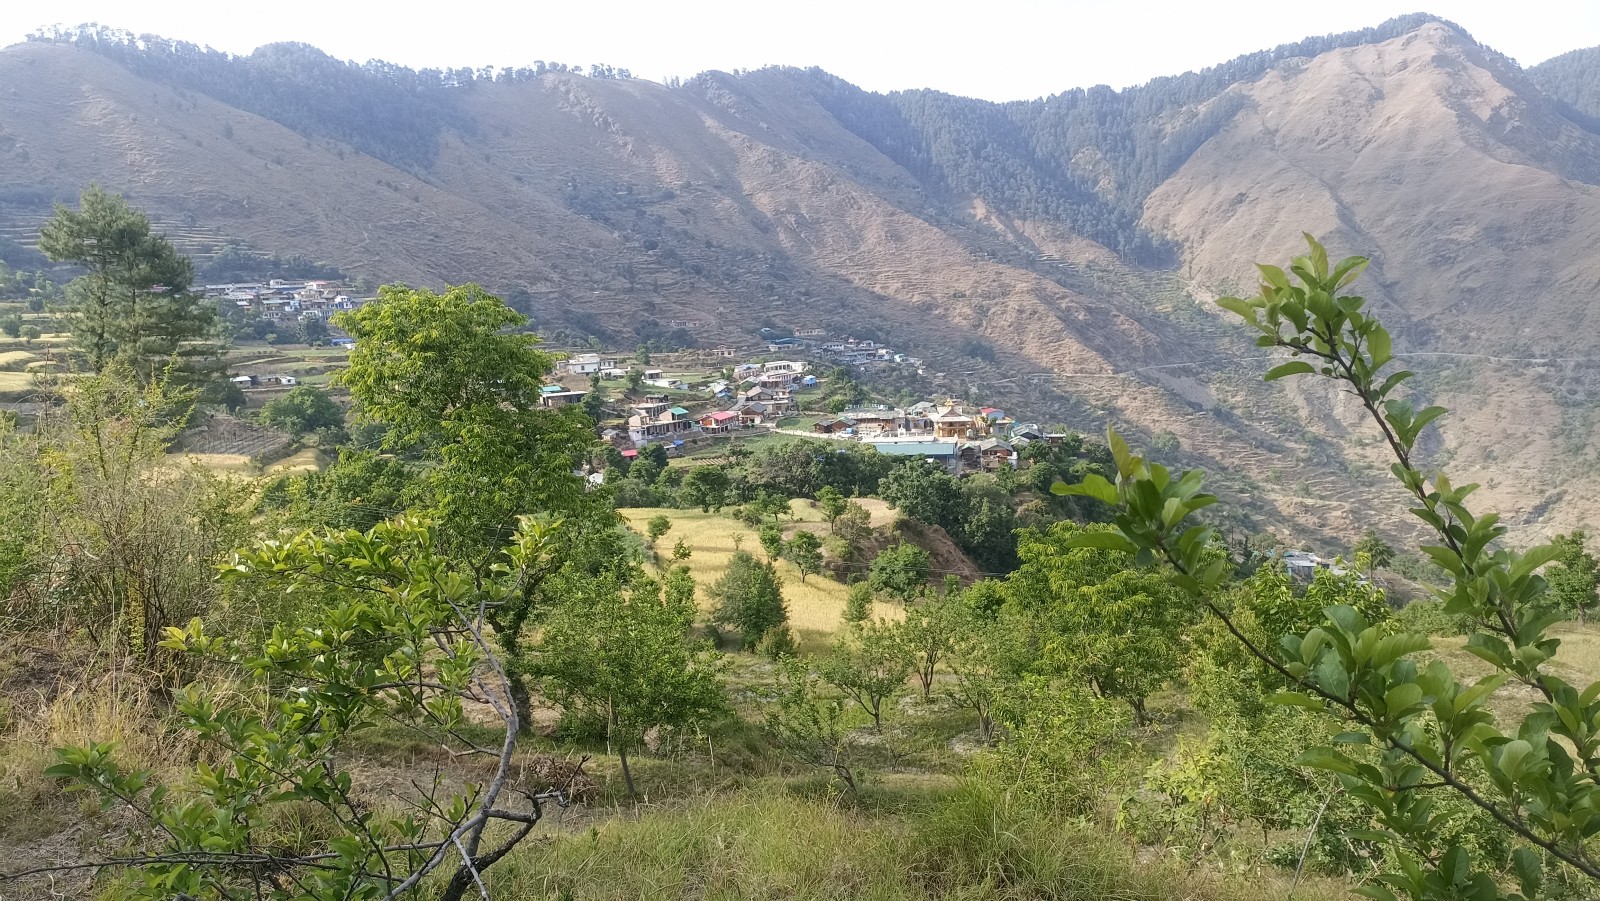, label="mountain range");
[3,15,1600,547]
